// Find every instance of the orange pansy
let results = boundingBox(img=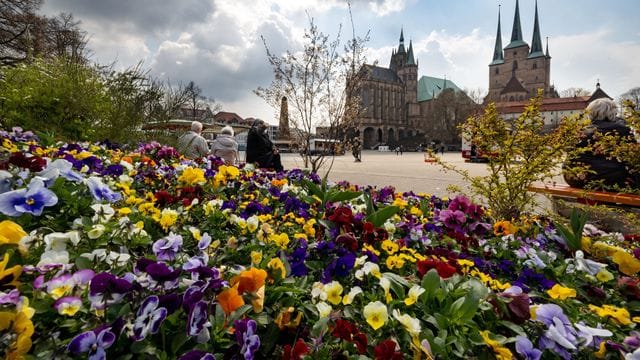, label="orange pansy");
[217,285,245,315]
[233,267,267,294]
